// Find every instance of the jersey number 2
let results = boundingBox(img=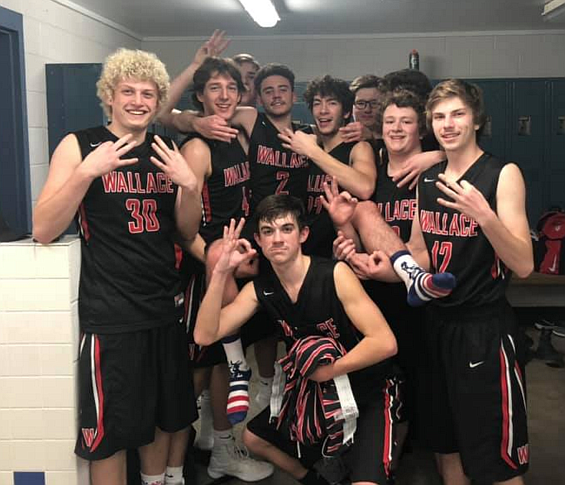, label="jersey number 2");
[275,171,290,195]
[126,199,160,234]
